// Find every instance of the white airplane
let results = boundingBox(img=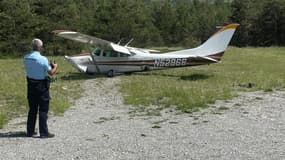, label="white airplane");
[53,23,239,77]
